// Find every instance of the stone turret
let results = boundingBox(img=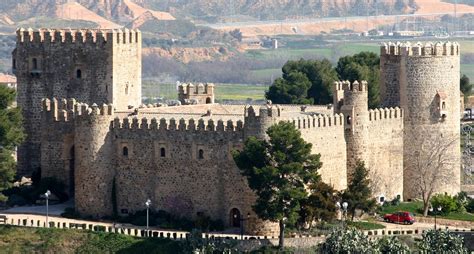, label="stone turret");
[178,83,215,105]
[74,103,115,217]
[336,80,370,175]
[380,41,461,199]
[243,102,281,140]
